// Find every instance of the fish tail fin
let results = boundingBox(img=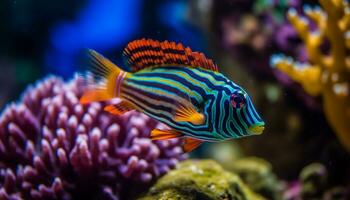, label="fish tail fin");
[80,49,129,104]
